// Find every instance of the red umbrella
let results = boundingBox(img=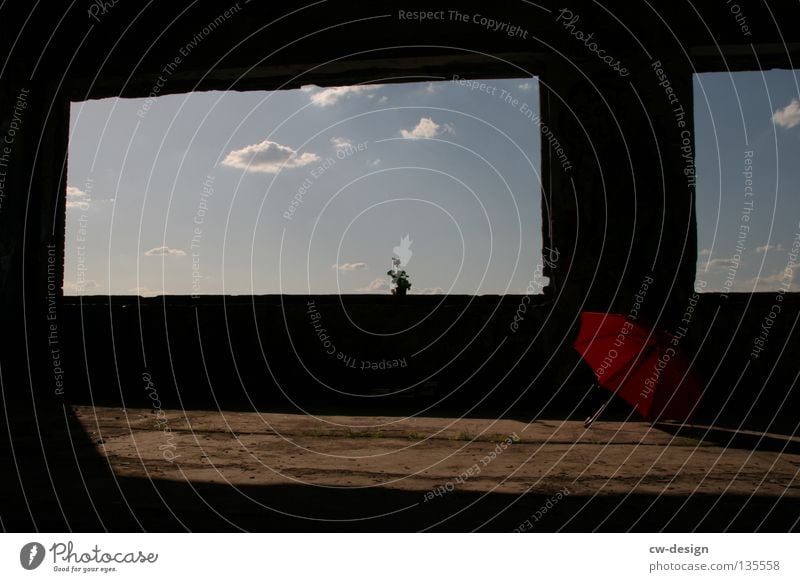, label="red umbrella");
[574,311,702,426]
